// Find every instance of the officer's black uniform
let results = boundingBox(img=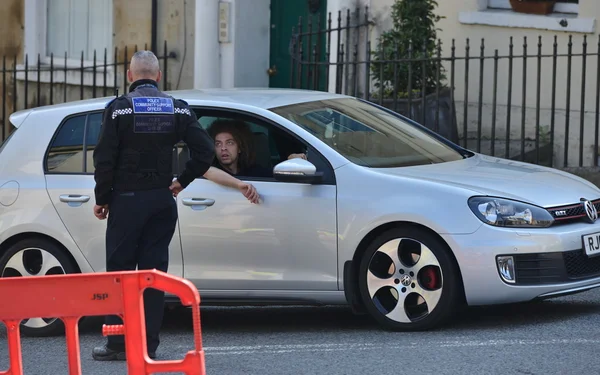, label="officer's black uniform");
[92,79,215,360]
